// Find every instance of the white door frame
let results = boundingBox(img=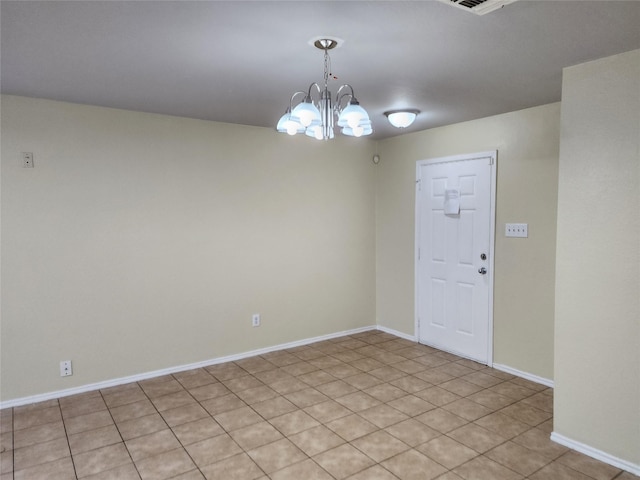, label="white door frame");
[414,150,497,366]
